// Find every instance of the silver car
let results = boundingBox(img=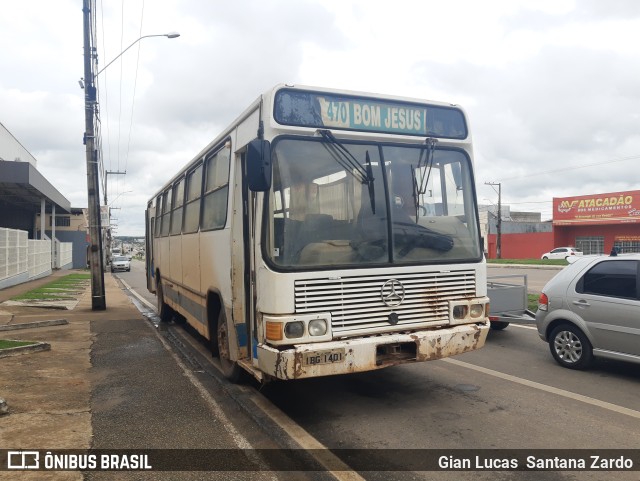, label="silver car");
[111,255,131,273]
[536,254,640,369]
